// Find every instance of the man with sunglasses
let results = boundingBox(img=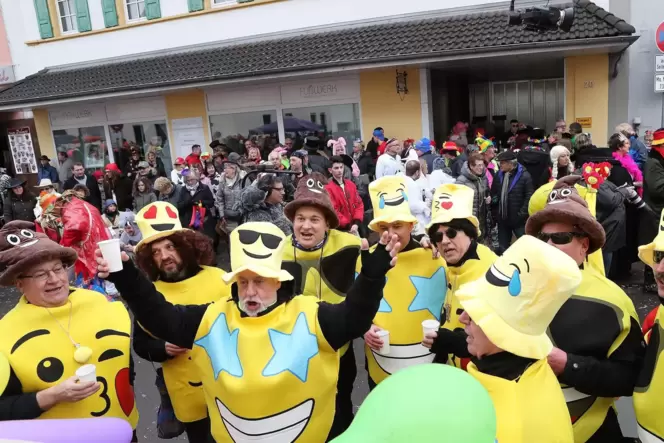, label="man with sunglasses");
[525,176,645,442]
[634,209,664,442]
[421,184,497,367]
